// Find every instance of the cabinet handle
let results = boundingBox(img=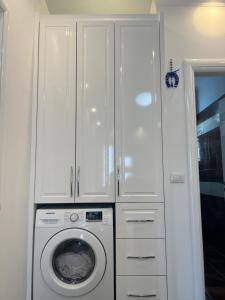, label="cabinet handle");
[70,166,74,198]
[127,293,157,298]
[126,219,155,223]
[117,166,120,197]
[77,166,80,197]
[127,255,156,259]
